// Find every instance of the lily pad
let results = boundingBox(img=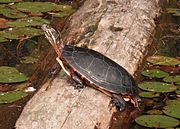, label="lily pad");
[0,0,21,3]
[135,115,179,128]
[139,91,159,98]
[0,18,8,29]
[163,99,180,119]
[52,4,74,18]
[0,37,8,43]
[13,2,57,13]
[12,27,43,37]
[167,8,180,14]
[147,56,180,66]
[52,11,72,18]
[166,7,180,16]
[159,65,180,73]
[21,56,38,64]
[0,27,42,40]
[0,91,27,104]
[7,17,49,28]
[0,4,6,8]
[53,4,73,12]
[176,82,180,85]
[0,7,27,19]
[142,69,169,78]
[0,66,28,83]
[1,27,43,39]
[173,12,180,16]
[7,21,29,28]
[0,30,19,39]
[163,75,180,83]
[146,109,163,115]
[176,90,180,94]
[138,81,177,93]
